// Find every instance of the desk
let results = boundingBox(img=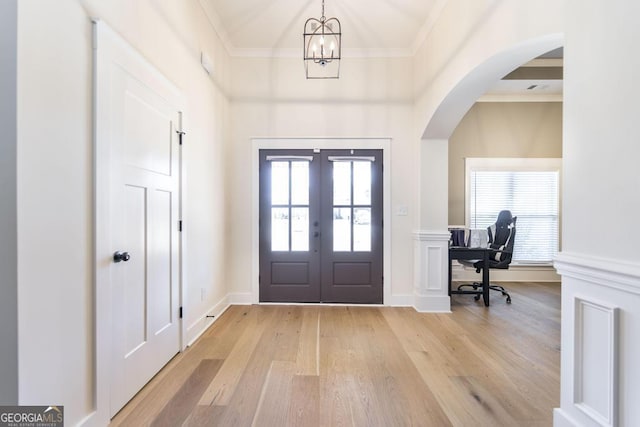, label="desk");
[449,246,491,306]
